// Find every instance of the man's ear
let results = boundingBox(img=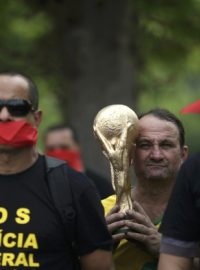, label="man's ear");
[181,145,189,162]
[33,110,42,128]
